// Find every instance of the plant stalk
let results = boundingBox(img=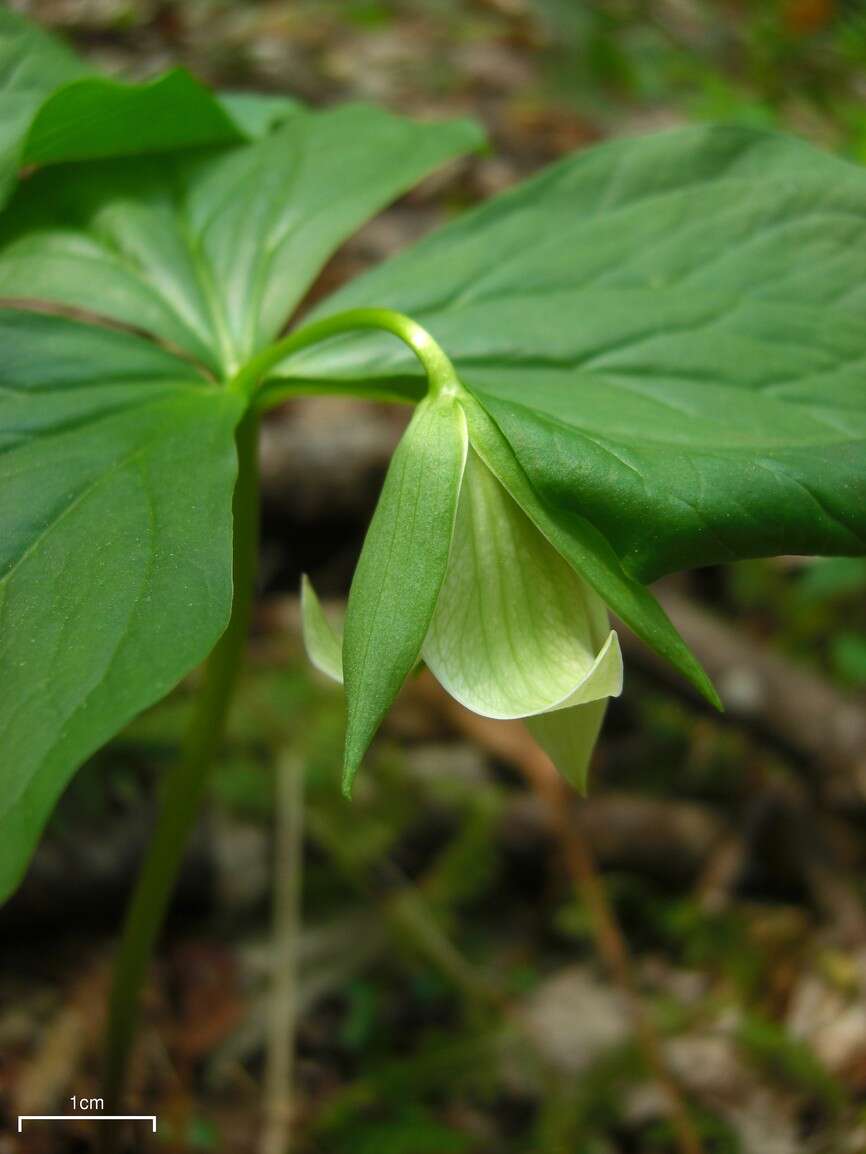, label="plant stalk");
[229,307,461,404]
[100,306,452,1131]
[102,408,260,1119]
[260,752,304,1154]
